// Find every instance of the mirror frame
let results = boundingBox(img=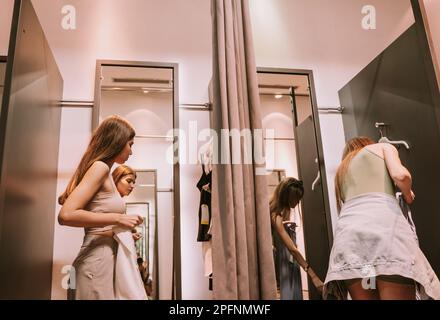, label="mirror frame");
[93,60,181,299]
